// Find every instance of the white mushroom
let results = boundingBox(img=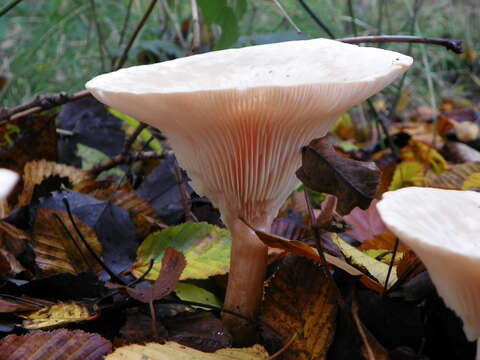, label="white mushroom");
[86,38,412,343]
[377,187,480,358]
[0,169,19,218]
